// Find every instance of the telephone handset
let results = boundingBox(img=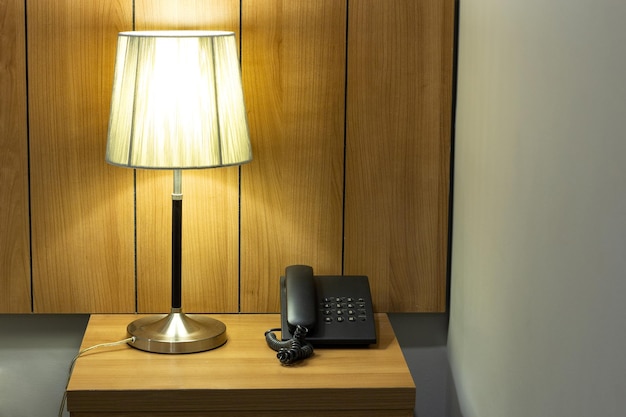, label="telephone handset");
[266,265,377,364]
[283,265,318,333]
